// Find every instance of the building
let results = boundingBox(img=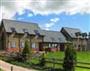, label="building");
[61,27,88,51]
[0,19,89,52]
[39,30,67,51]
[87,38,90,50]
[0,19,67,52]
